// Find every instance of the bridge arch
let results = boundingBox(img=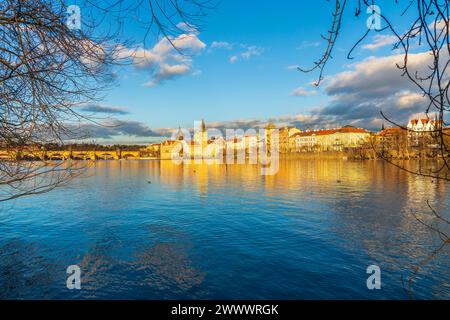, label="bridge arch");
[22,154,43,161]
[48,153,65,160]
[96,152,116,160]
[121,153,139,159]
[72,153,88,160]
